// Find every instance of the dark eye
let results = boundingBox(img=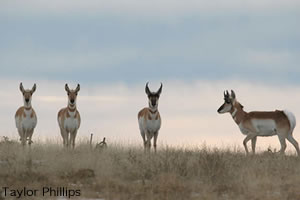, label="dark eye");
[68,92,70,95]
